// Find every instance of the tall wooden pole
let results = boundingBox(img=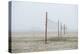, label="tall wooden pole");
[60,23,62,38]
[64,24,65,35]
[58,20,59,39]
[45,12,47,44]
